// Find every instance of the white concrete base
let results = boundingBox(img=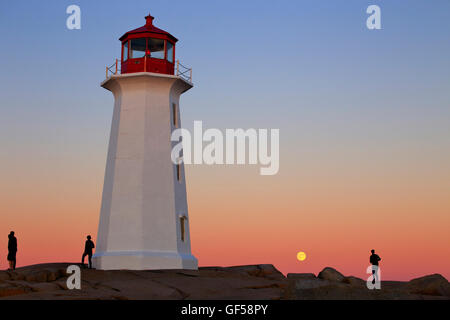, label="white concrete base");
[93,251,198,270]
